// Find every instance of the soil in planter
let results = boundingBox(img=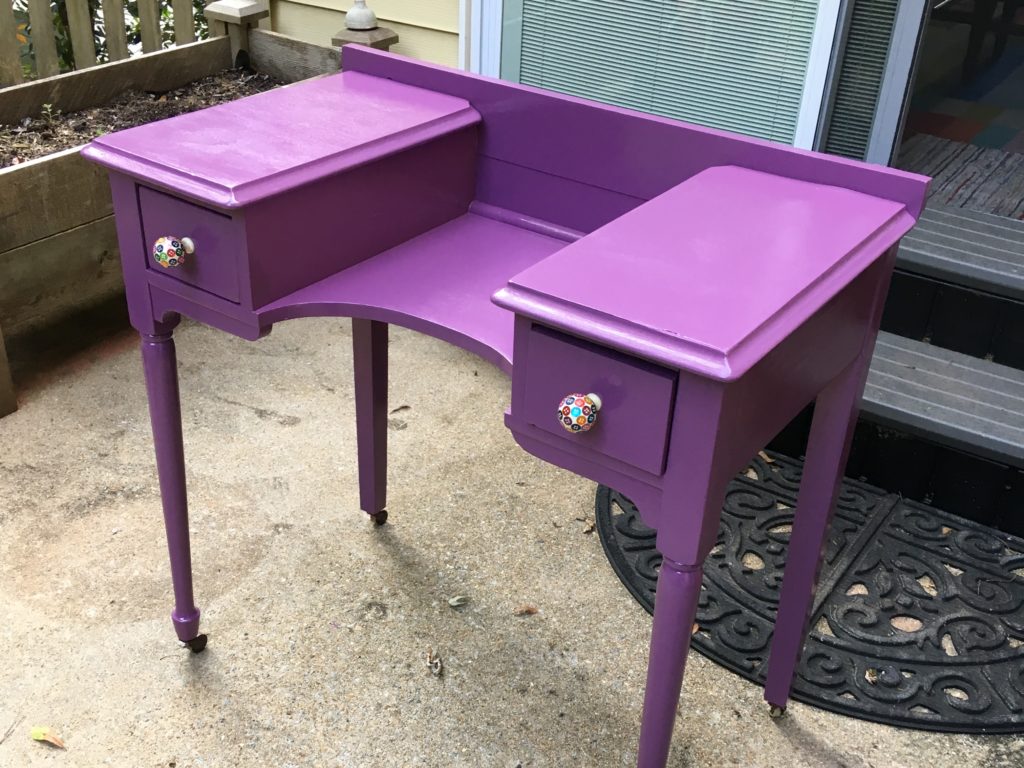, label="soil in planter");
[0,69,282,169]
